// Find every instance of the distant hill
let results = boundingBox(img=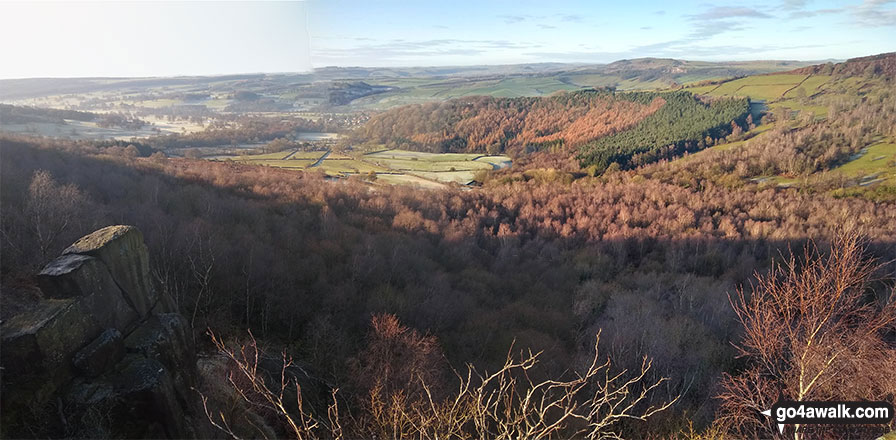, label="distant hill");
[783,52,896,77]
[0,58,816,104]
[590,58,813,84]
[0,75,268,101]
[343,59,817,109]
